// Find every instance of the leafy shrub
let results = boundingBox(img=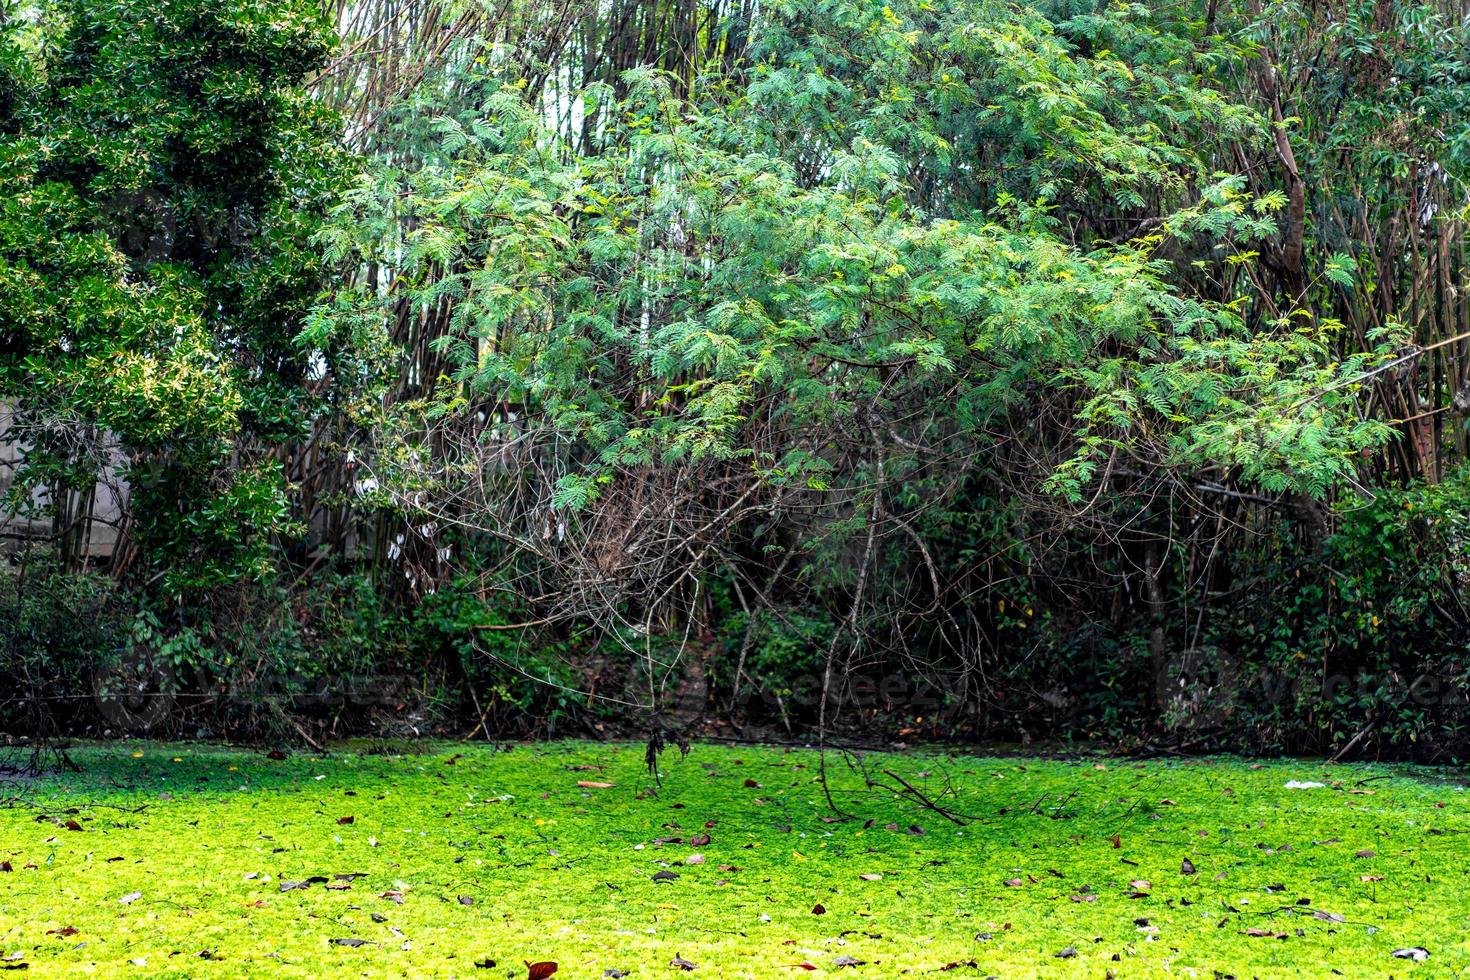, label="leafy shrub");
[0,551,128,733]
